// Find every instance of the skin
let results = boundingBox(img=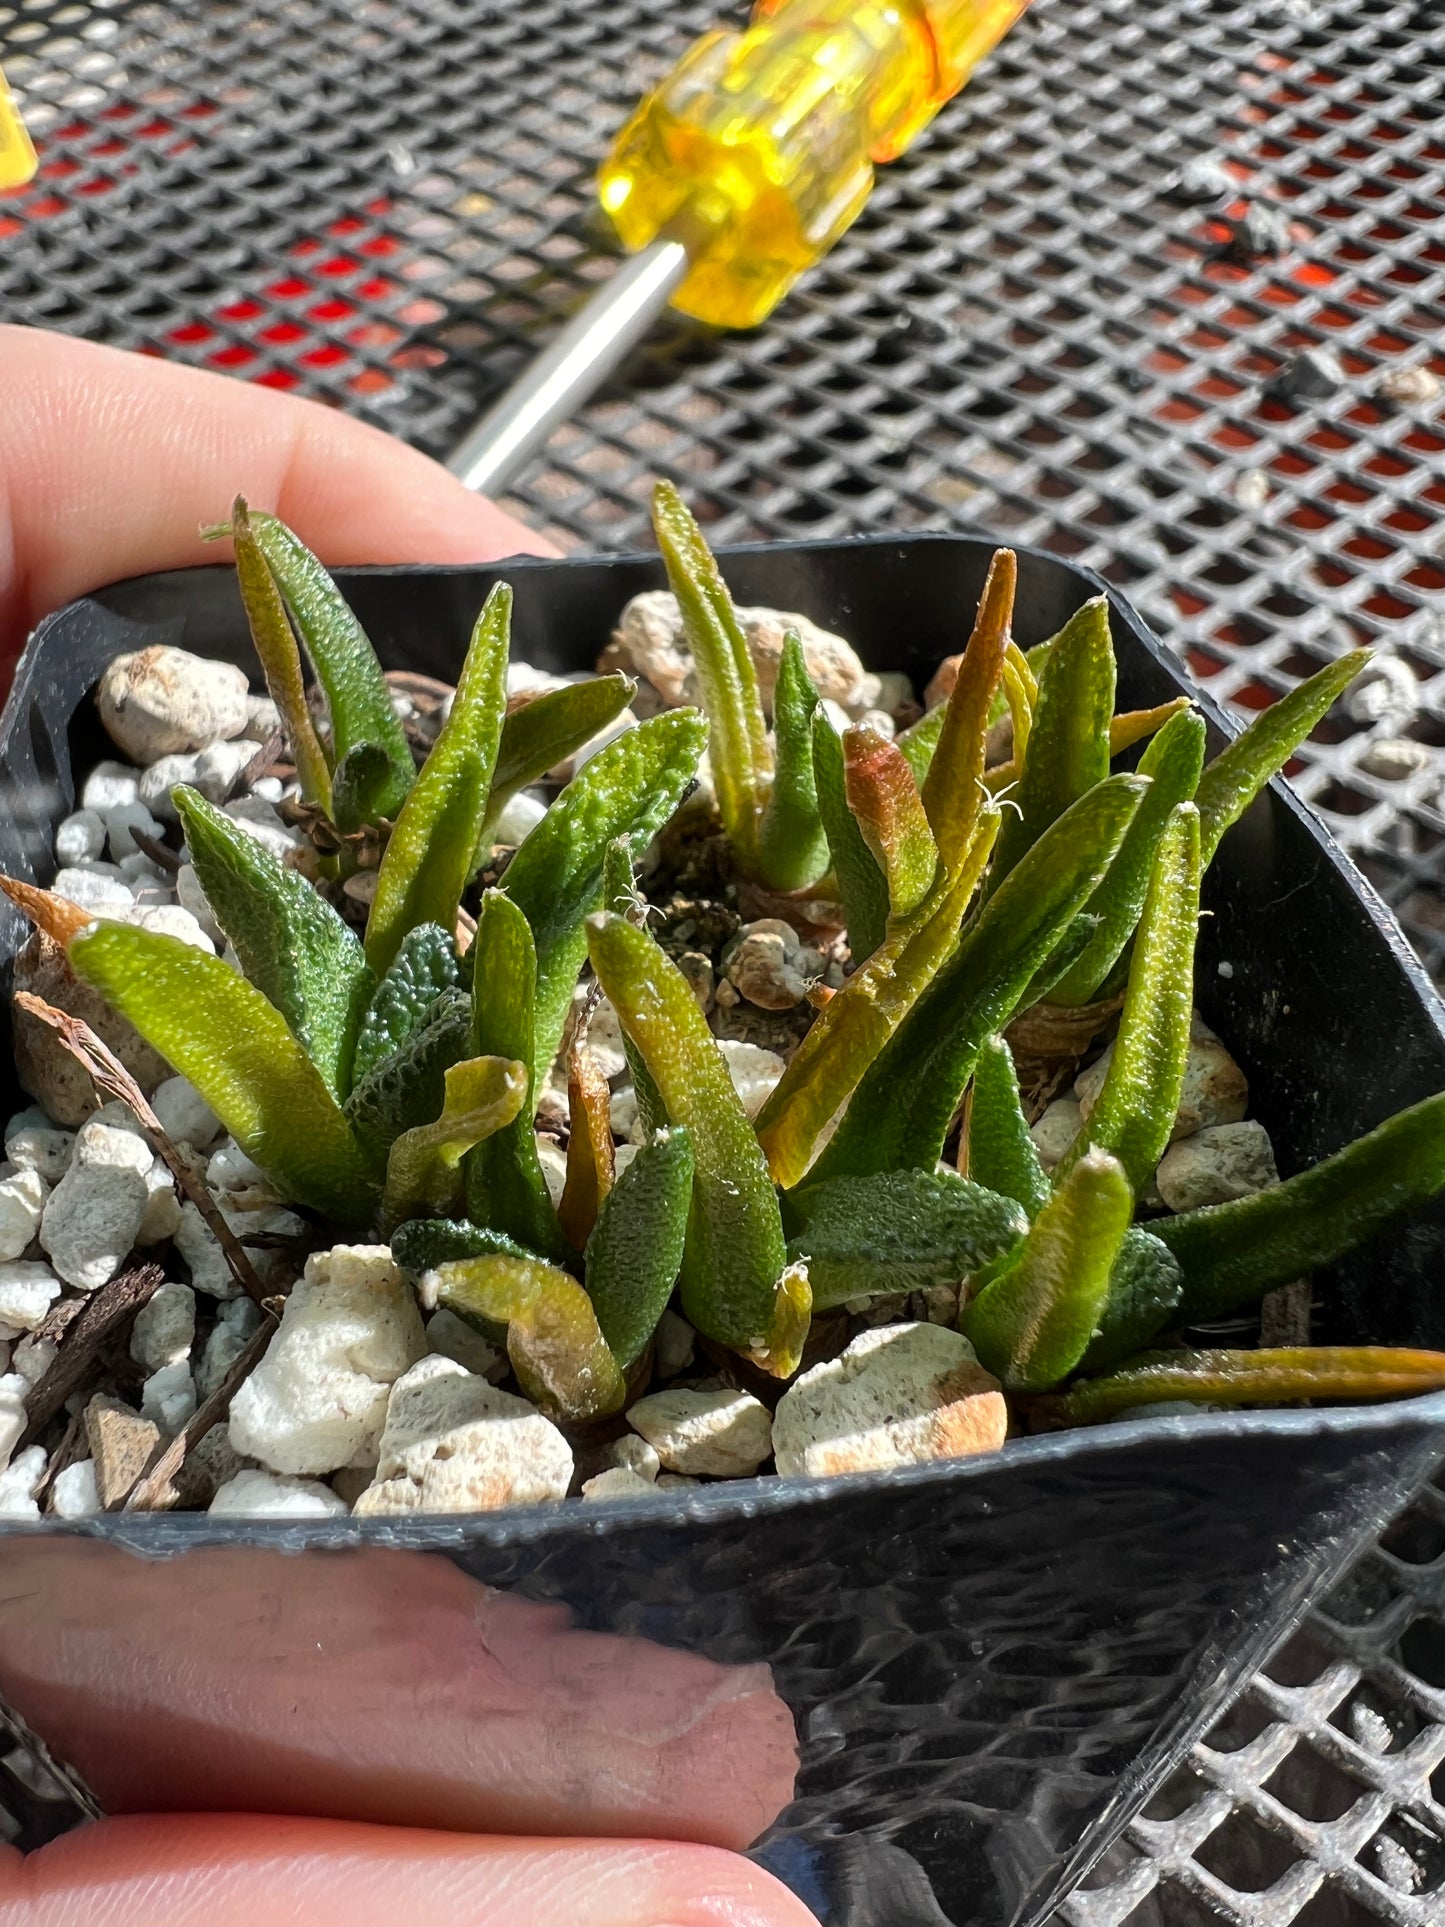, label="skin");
[0,326,817,1927]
